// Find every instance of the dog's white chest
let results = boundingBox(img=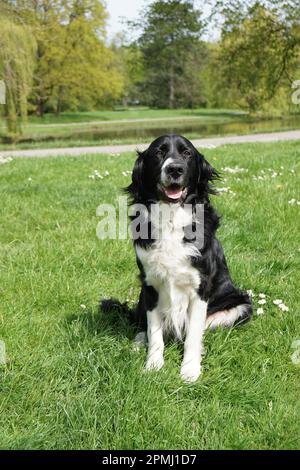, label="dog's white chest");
[135,204,200,336]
